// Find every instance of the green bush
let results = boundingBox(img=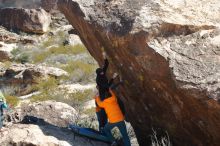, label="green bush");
[17,53,29,63]
[63,60,95,74]
[49,44,86,55]
[33,44,87,63]
[42,37,55,48]
[67,89,94,107]
[31,89,94,107]
[11,48,30,63]
[31,77,94,107]
[61,60,97,83]
[5,95,20,107]
[11,48,21,56]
